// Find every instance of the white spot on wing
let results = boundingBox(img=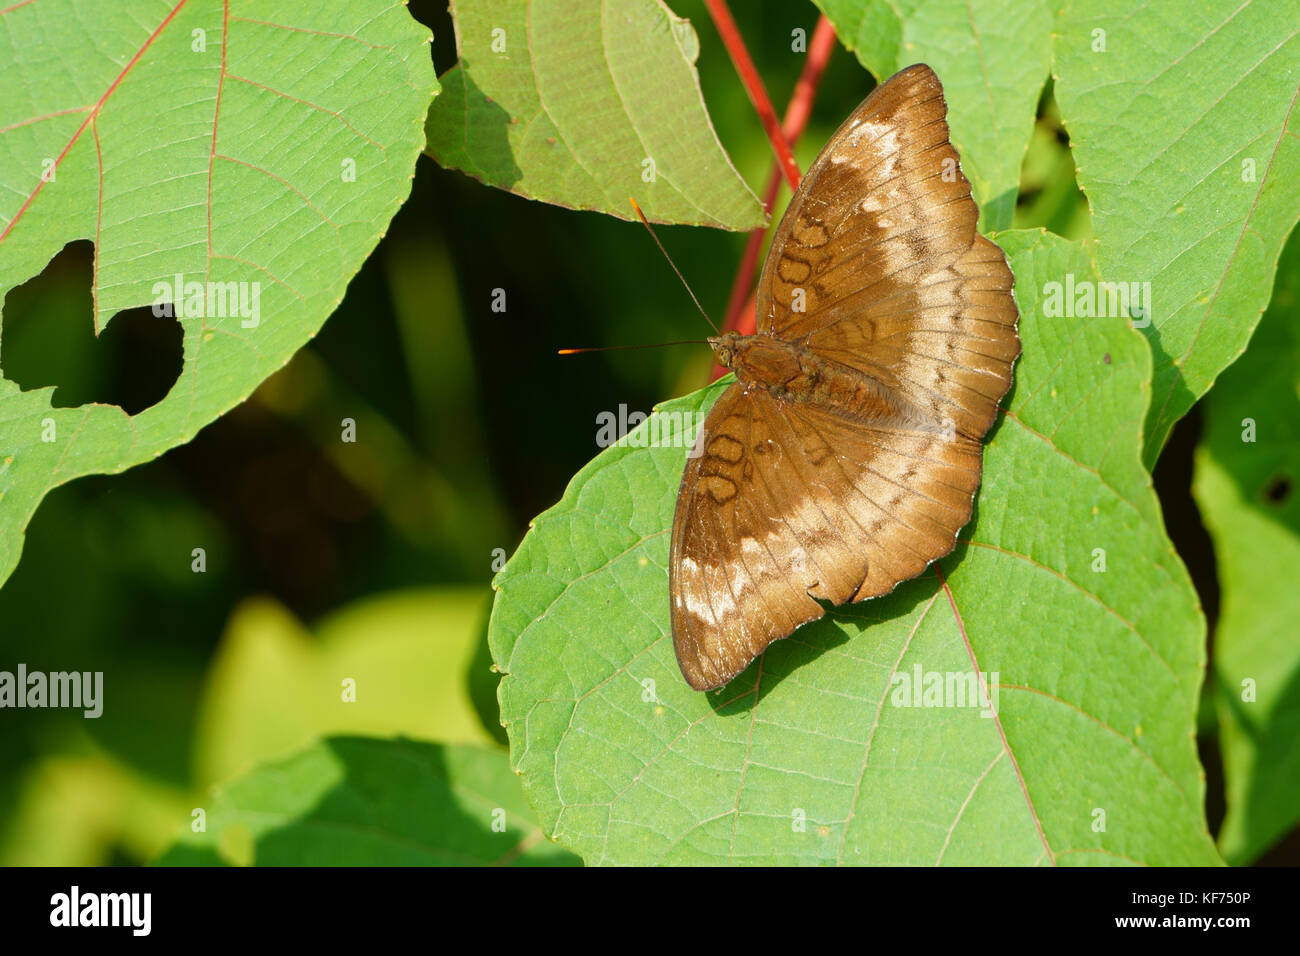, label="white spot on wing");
[830,117,899,187]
